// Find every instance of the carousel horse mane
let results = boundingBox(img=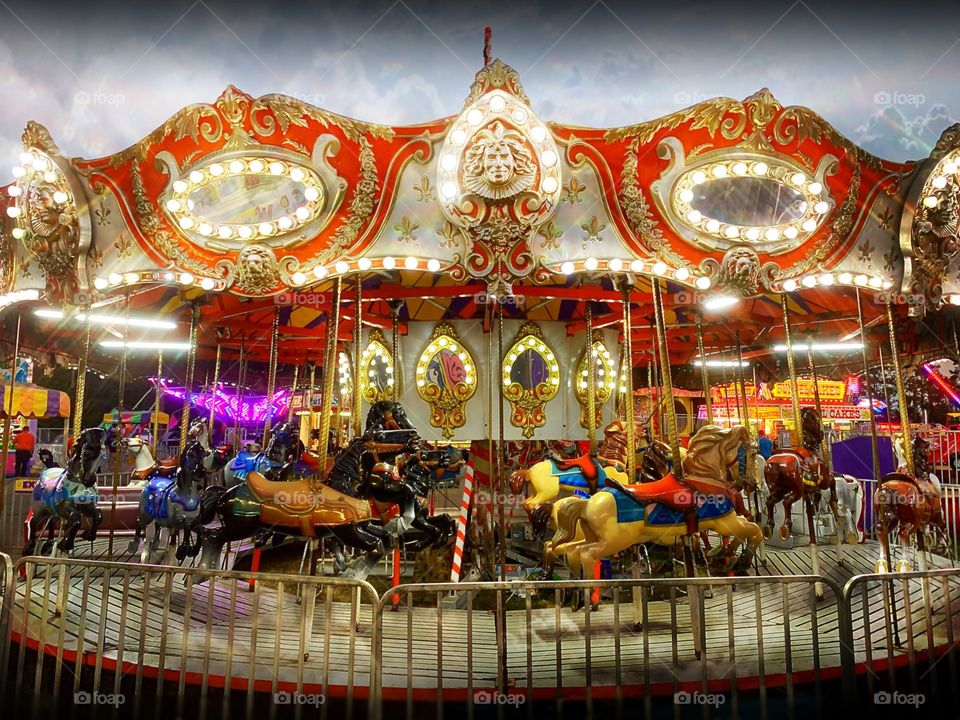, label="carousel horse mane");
[684,424,750,483]
[70,427,106,486]
[322,437,368,498]
[177,440,208,491]
[597,421,629,465]
[912,435,932,478]
[800,407,823,450]
[365,400,415,432]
